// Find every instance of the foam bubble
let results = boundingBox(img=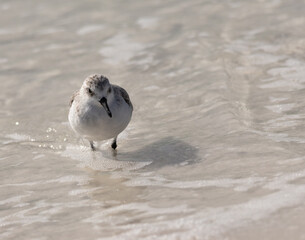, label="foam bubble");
[60,144,152,171]
[124,175,265,192]
[265,103,295,113]
[137,17,158,29]
[99,34,153,66]
[91,169,305,240]
[3,133,30,144]
[77,25,104,35]
[0,194,30,206]
[242,53,285,65]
